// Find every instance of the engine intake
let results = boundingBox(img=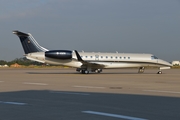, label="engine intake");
[45,50,72,59]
